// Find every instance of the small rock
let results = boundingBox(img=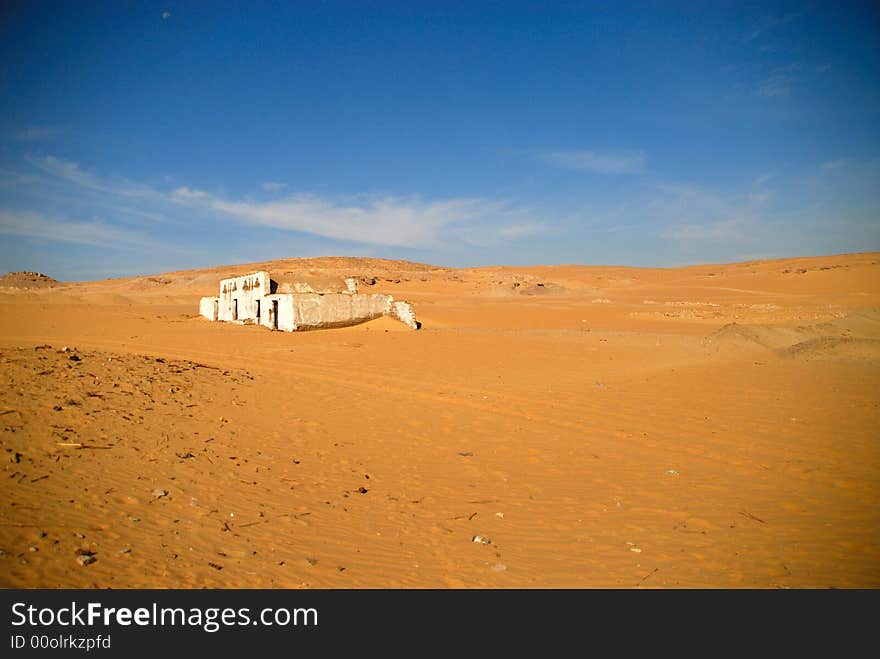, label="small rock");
[458,451,474,457]
[28,545,38,552]
[75,551,96,566]
[491,563,507,572]
[358,487,368,494]
[62,346,70,353]
[74,532,85,539]
[119,547,131,554]
[665,470,680,476]
[69,355,81,362]
[629,547,642,553]
[152,488,168,499]
[472,535,491,545]
[128,516,140,522]
[495,512,504,519]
